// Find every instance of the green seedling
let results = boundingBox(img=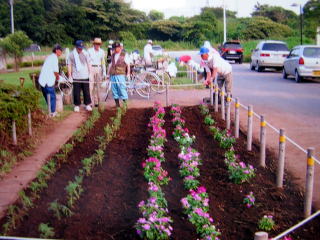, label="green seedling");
[65,175,84,208]
[38,223,55,238]
[82,157,93,176]
[49,200,73,220]
[19,190,33,209]
[95,149,104,165]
